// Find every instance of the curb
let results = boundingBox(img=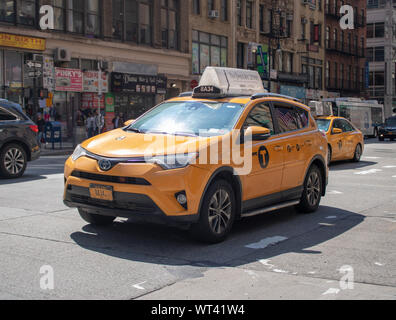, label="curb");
[40,149,74,157]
